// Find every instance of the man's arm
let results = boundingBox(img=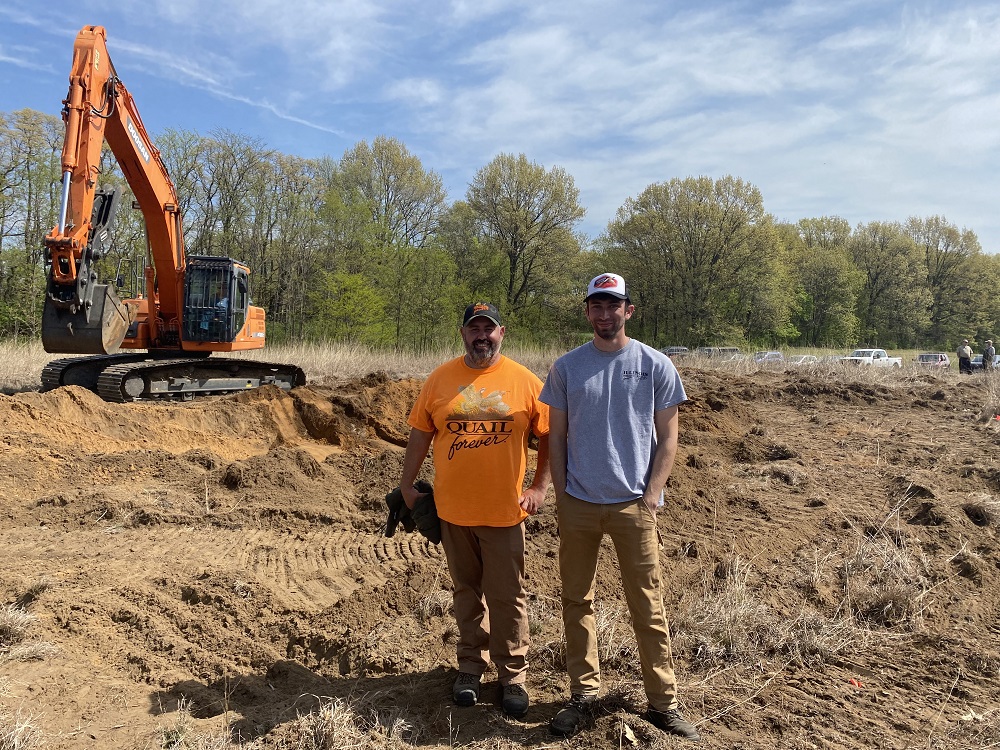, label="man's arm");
[642,405,680,513]
[519,433,551,515]
[400,426,434,509]
[548,407,568,500]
